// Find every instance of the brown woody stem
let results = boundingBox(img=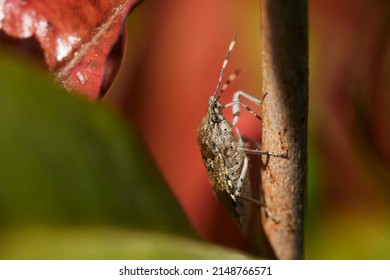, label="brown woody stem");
[260,0,308,259]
